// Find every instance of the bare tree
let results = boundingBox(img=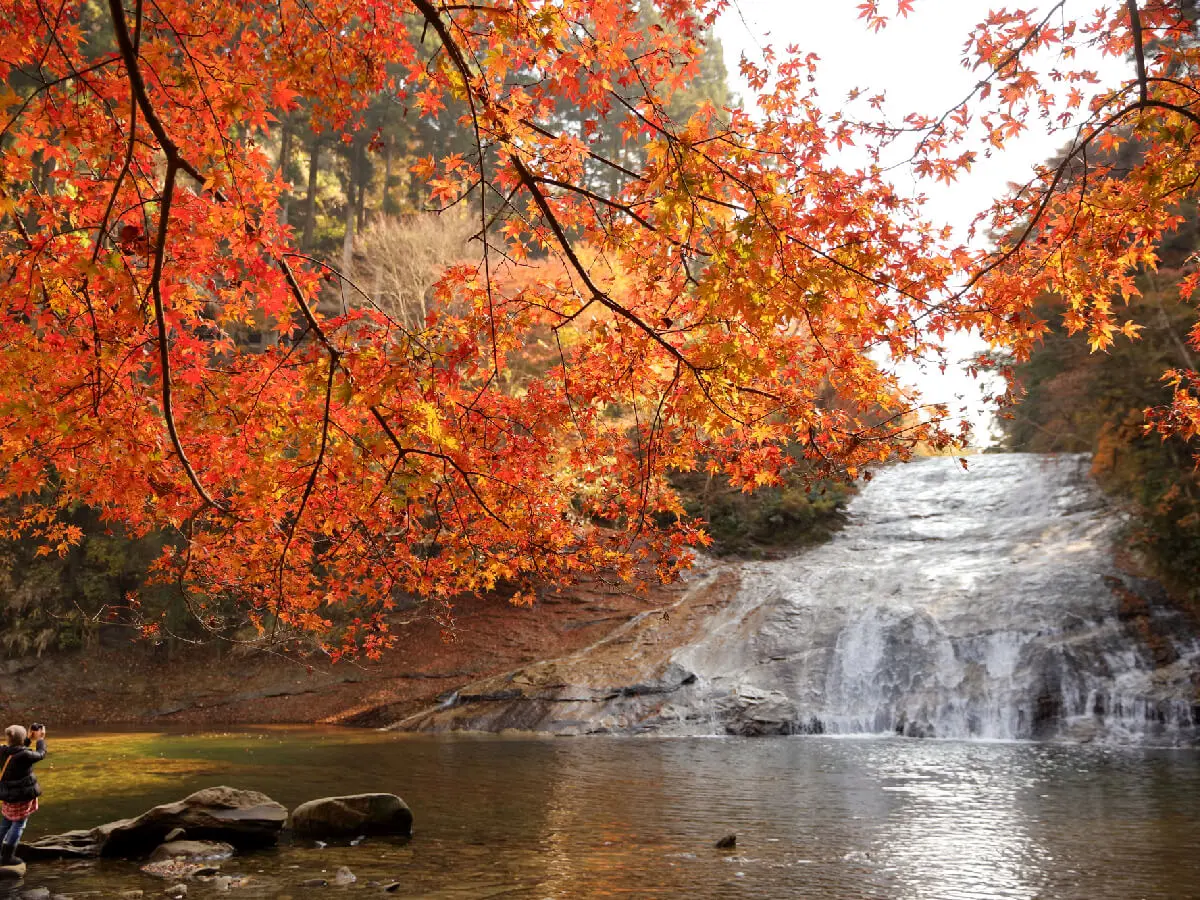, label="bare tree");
[348,211,476,329]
